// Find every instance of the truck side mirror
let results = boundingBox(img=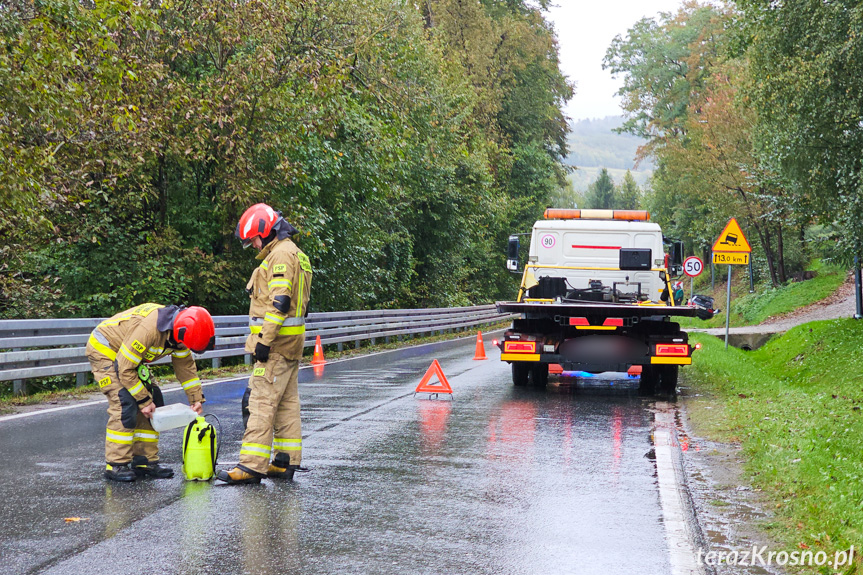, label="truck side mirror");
[670,241,685,276]
[507,235,520,272]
